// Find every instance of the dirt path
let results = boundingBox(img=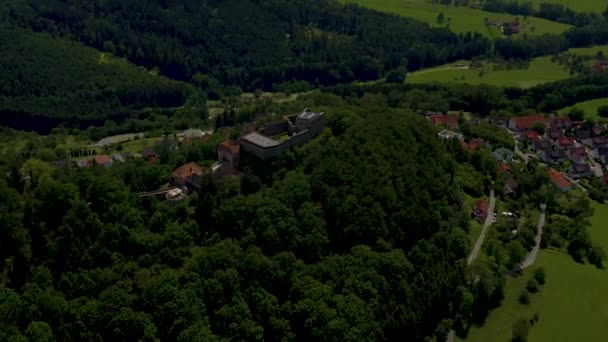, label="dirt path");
[468,190,496,265]
[521,208,546,269]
